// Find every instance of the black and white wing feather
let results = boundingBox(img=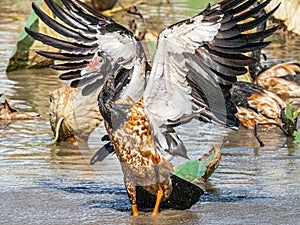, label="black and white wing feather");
[144,0,278,155]
[25,0,147,99]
